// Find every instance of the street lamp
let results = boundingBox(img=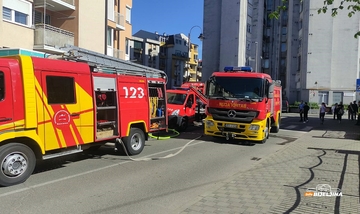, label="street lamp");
[188,25,204,82]
[254,42,258,72]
